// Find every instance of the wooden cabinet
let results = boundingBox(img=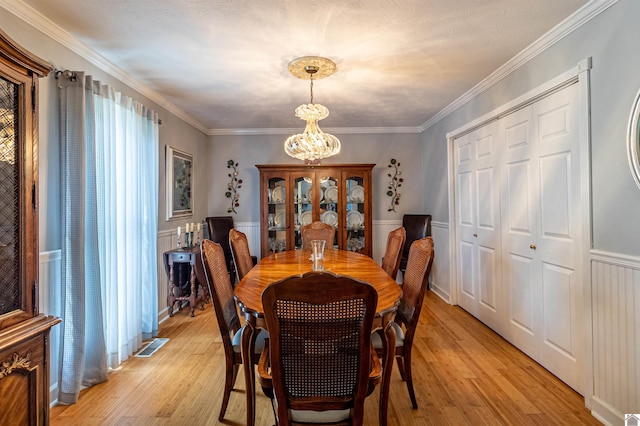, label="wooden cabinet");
[0,29,60,425]
[256,164,374,258]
